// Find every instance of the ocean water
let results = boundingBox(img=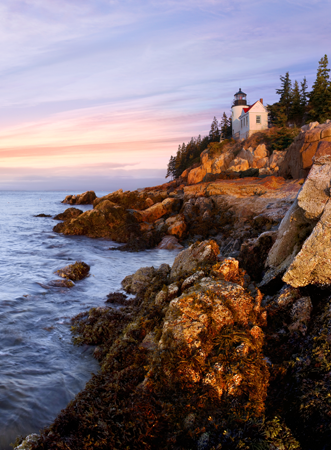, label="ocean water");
[0,191,180,449]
